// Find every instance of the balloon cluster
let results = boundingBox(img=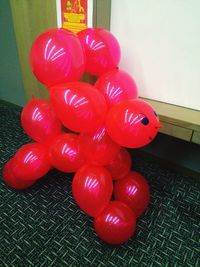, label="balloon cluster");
[2,28,161,245]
